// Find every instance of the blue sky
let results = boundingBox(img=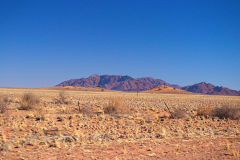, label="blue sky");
[1,0,240,89]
